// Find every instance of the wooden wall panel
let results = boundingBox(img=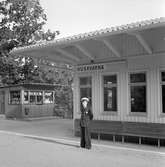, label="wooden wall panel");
[74,55,165,124]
